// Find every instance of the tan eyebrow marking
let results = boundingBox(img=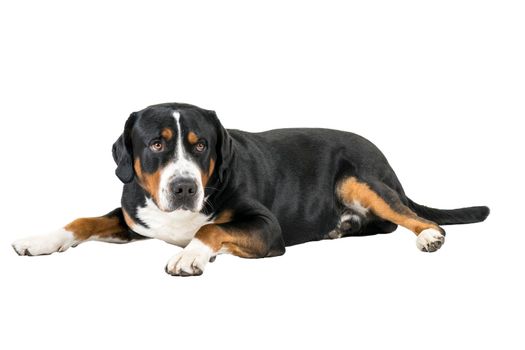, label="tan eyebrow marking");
[161,128,173,140]
[187,131,199,145]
